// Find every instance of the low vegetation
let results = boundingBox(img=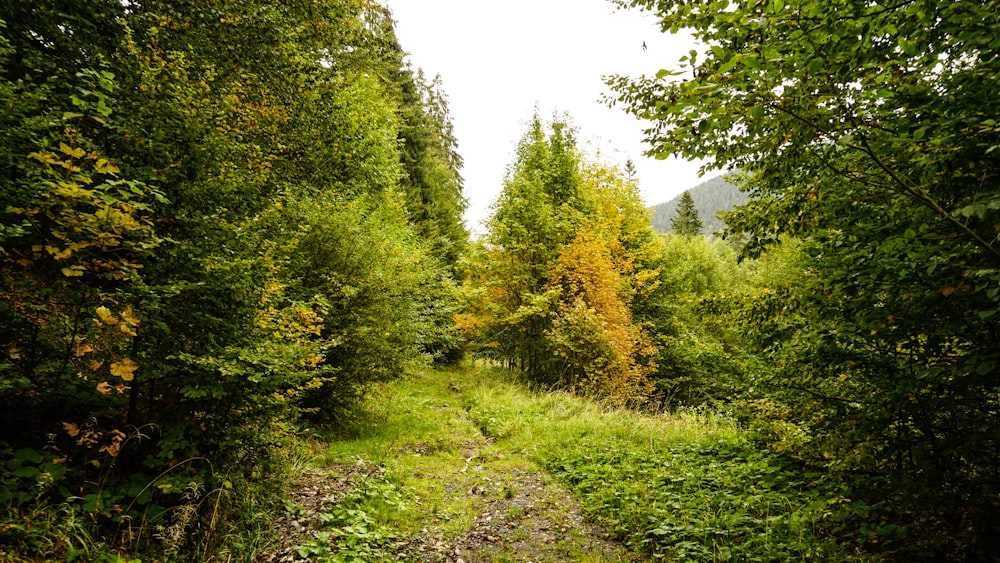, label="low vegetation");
[250,367,882,562]
[4,0,1000,560]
